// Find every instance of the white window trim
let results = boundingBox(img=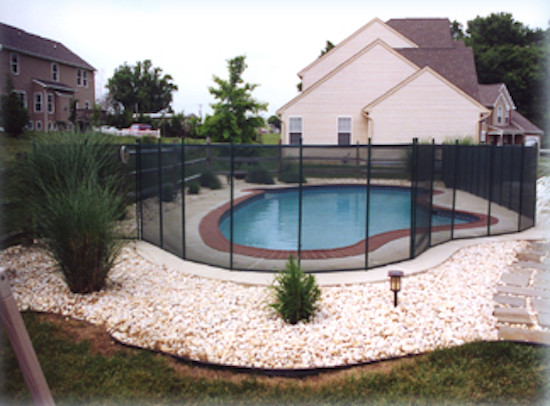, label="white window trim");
[34,92,43,113]
[36,120,42,131]
[337,116,352,145]
[77,69,82,86]
[497,106,503,125]
[288,116,303,144]
[83,70,88,88]
[84,100,91,110]
[10,52,19,75]
[47,93,55,114]
[51,62,59,82]
[27,121,34,131]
